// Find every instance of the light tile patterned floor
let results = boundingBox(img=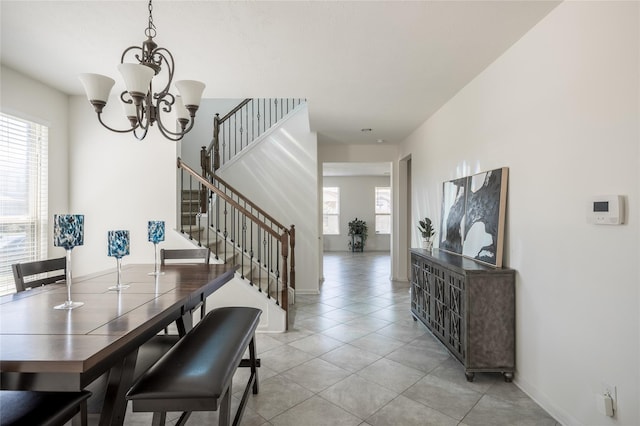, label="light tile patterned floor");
[102,252,560,425]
